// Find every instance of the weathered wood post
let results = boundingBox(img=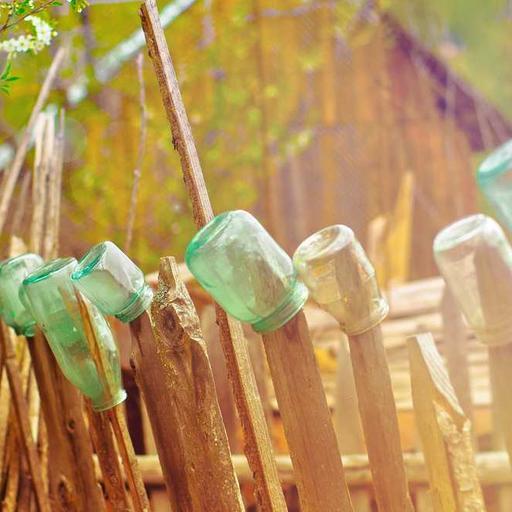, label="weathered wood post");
[294,224,413,512]
[72,240,244,512]
[186,210,352,512]
[408,332,485,511]
[140,2,286,509]
[434,214,512,468]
